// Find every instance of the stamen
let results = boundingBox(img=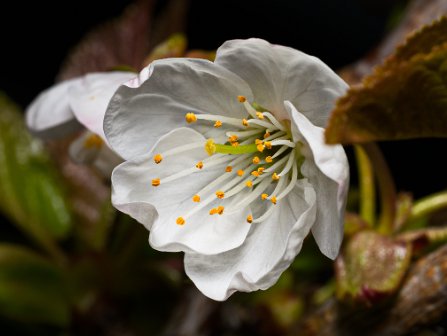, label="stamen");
[272,173,280,181]
[271,139,295,148]
[251,171,259,177]
[185,112,197,123]
[278,150,296,177]
[257,143,265,152]
[209,208,217,215]
[245,180,253,188]
[265,156,273,163]
[263,131,271,139]
[238,95,246,103]
[83,134,103,149]
[277,161,299,201]
[261,193,269,200]
[176,217,186,225]
[196,161,204,169]
[228,135,238,143]
[153,153,163,164]
[214,120,222,128]
[256,111,264,119]
[216,191,225,199]
[192,195,201,202]
[246,215,253,223]
[242,119,249,127]
[271,145,289,159]
[270,196,277,205]
[231,141,239,147]
[217,206,225,215]
[261,112,286,131]
[237,169,244,176]
[264,141,272,149]
[152,178,160,187]
[257,167,265,174]
[225,166,232,172]
[252,156,260,164]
